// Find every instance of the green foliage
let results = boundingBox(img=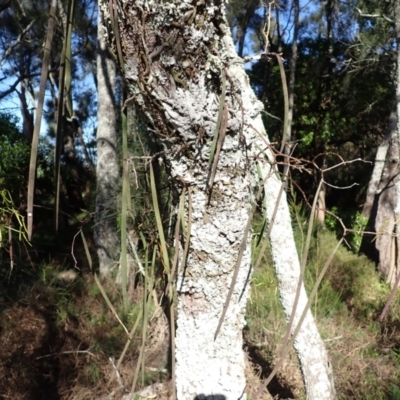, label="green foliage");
[0,113,54,220]
[83,362,100,385]
[389,385,400,400]
[247,199,400,398]
[350,211,368,252]
[0,189,29,247]
[247,243,285,324]
[325,206,368,253]
[248,22,392,213]
[309,231,389,321]
[307,275,345,319]
[325,206,339,231]
[0,114,30,199]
